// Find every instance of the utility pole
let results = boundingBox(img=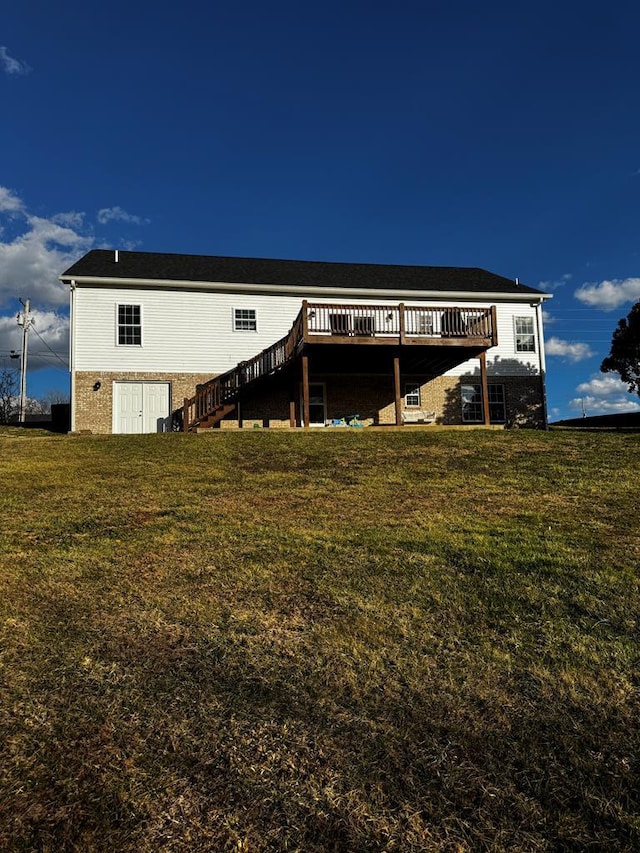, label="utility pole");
[16,298,32,423]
